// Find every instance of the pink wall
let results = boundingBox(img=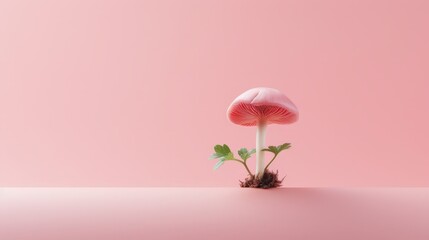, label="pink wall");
[1,0,428,187]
